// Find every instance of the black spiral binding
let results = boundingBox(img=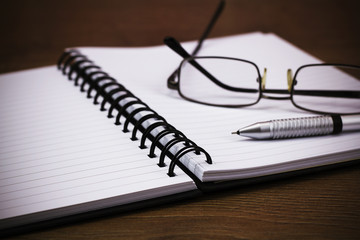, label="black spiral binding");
[57,49,212,177]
